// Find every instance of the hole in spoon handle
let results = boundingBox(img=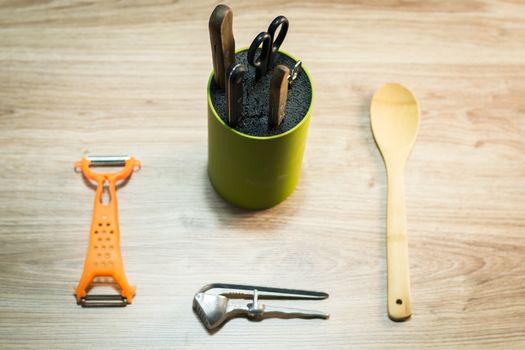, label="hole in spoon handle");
[387,233,412,321]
